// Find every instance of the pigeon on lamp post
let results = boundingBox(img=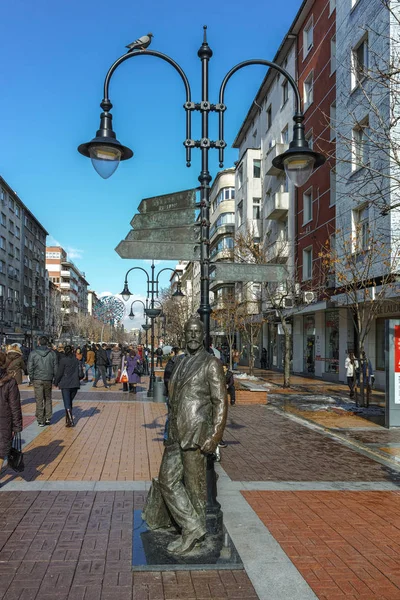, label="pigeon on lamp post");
[126,33,154,52]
